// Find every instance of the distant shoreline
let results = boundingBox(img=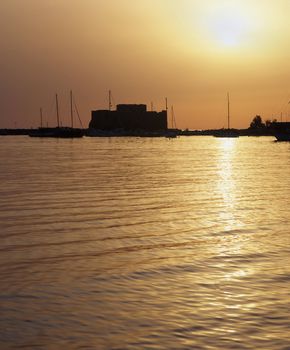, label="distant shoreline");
[0,128,275,137]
